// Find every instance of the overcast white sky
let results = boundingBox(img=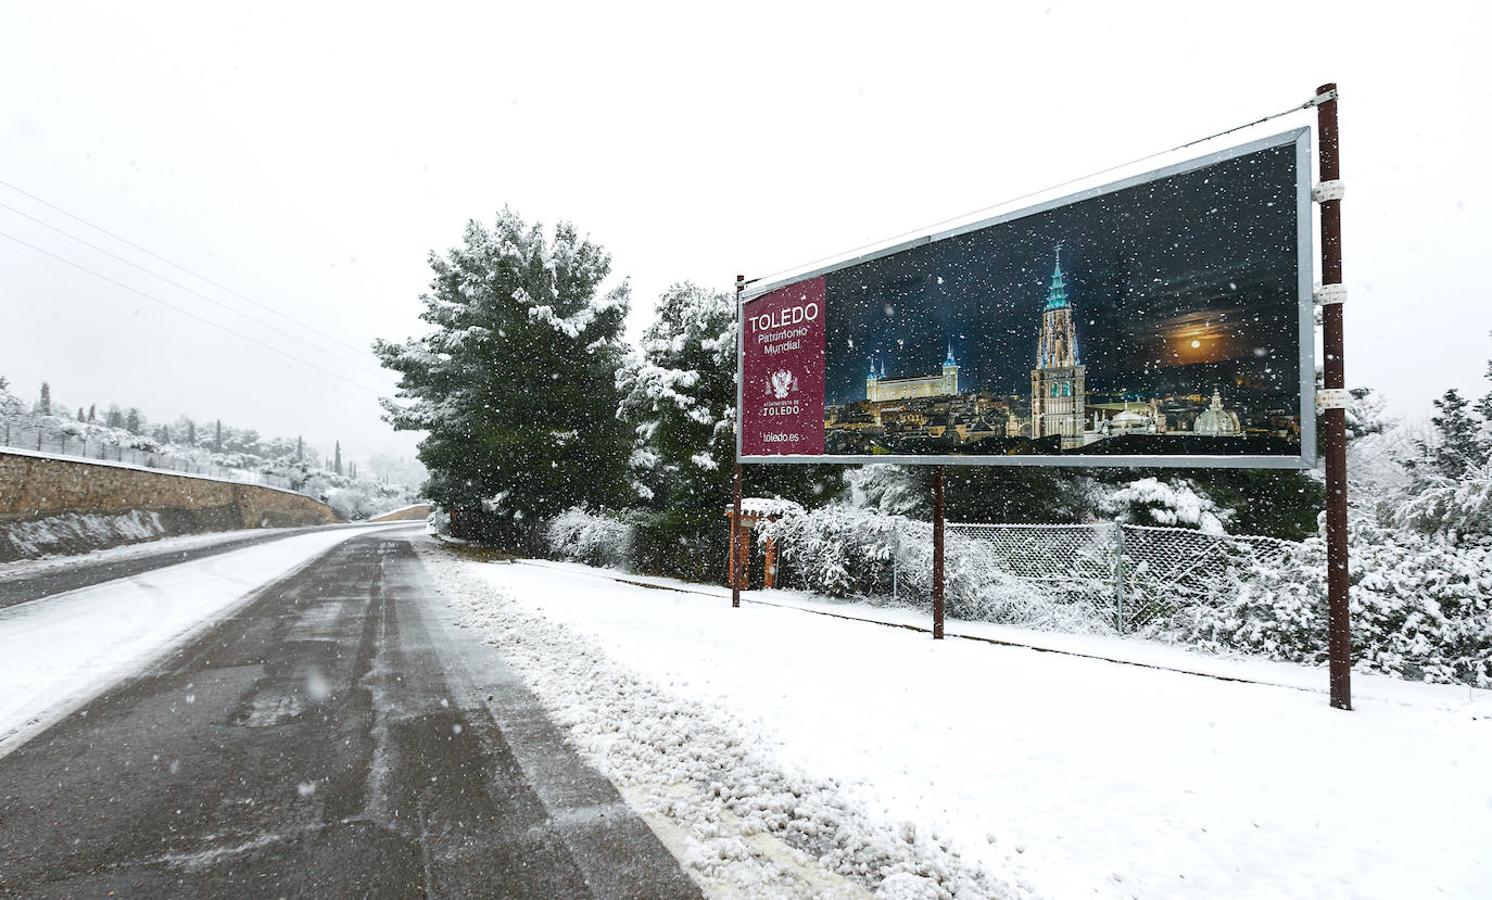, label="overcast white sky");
[2,1,1488,462]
